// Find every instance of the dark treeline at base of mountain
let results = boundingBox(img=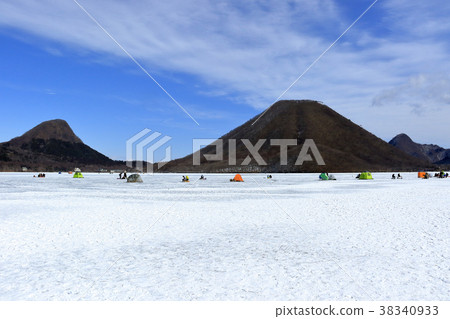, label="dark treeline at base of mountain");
[0,101,442,172]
